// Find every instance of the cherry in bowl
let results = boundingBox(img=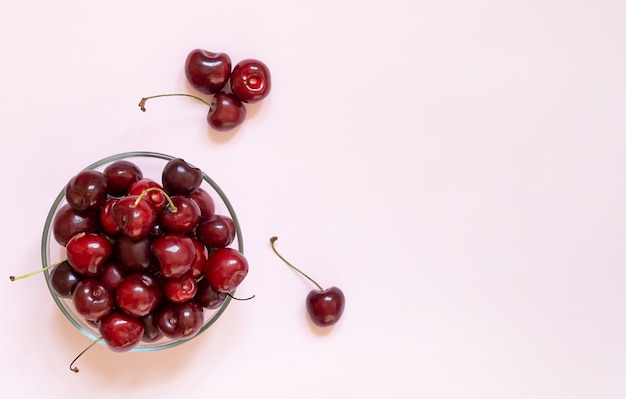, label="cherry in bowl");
[25,152,246,369]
